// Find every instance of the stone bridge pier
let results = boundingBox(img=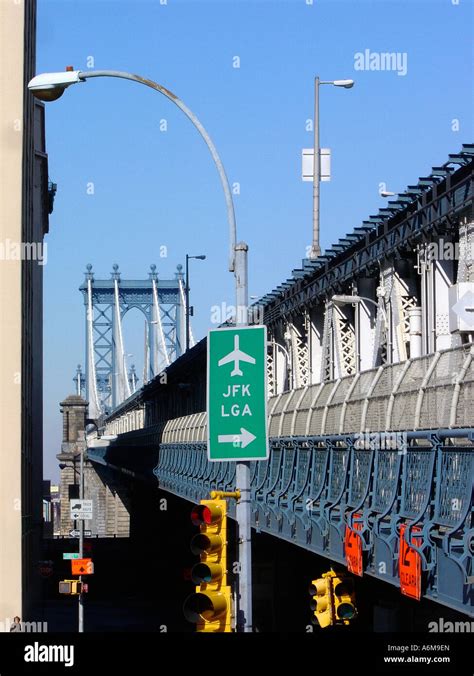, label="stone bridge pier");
[57,395,130,537]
